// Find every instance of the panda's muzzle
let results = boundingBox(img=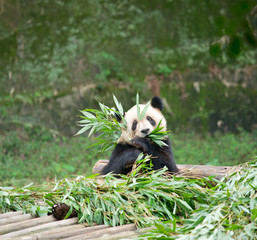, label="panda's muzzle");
[141,128,150,135]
